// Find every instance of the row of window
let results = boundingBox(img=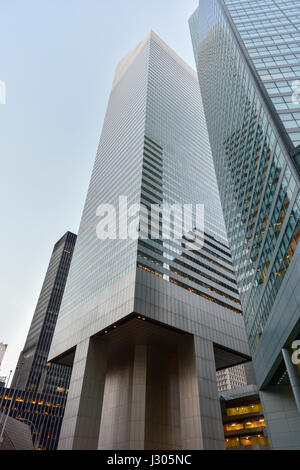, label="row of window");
[225,434,268,448]
[137,263,242,315]
[224,417,265,432]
